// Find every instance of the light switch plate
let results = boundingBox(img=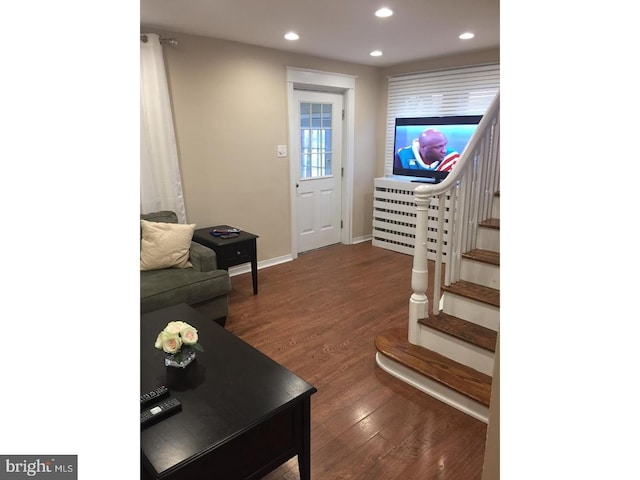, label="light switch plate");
[277,145,287,157]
